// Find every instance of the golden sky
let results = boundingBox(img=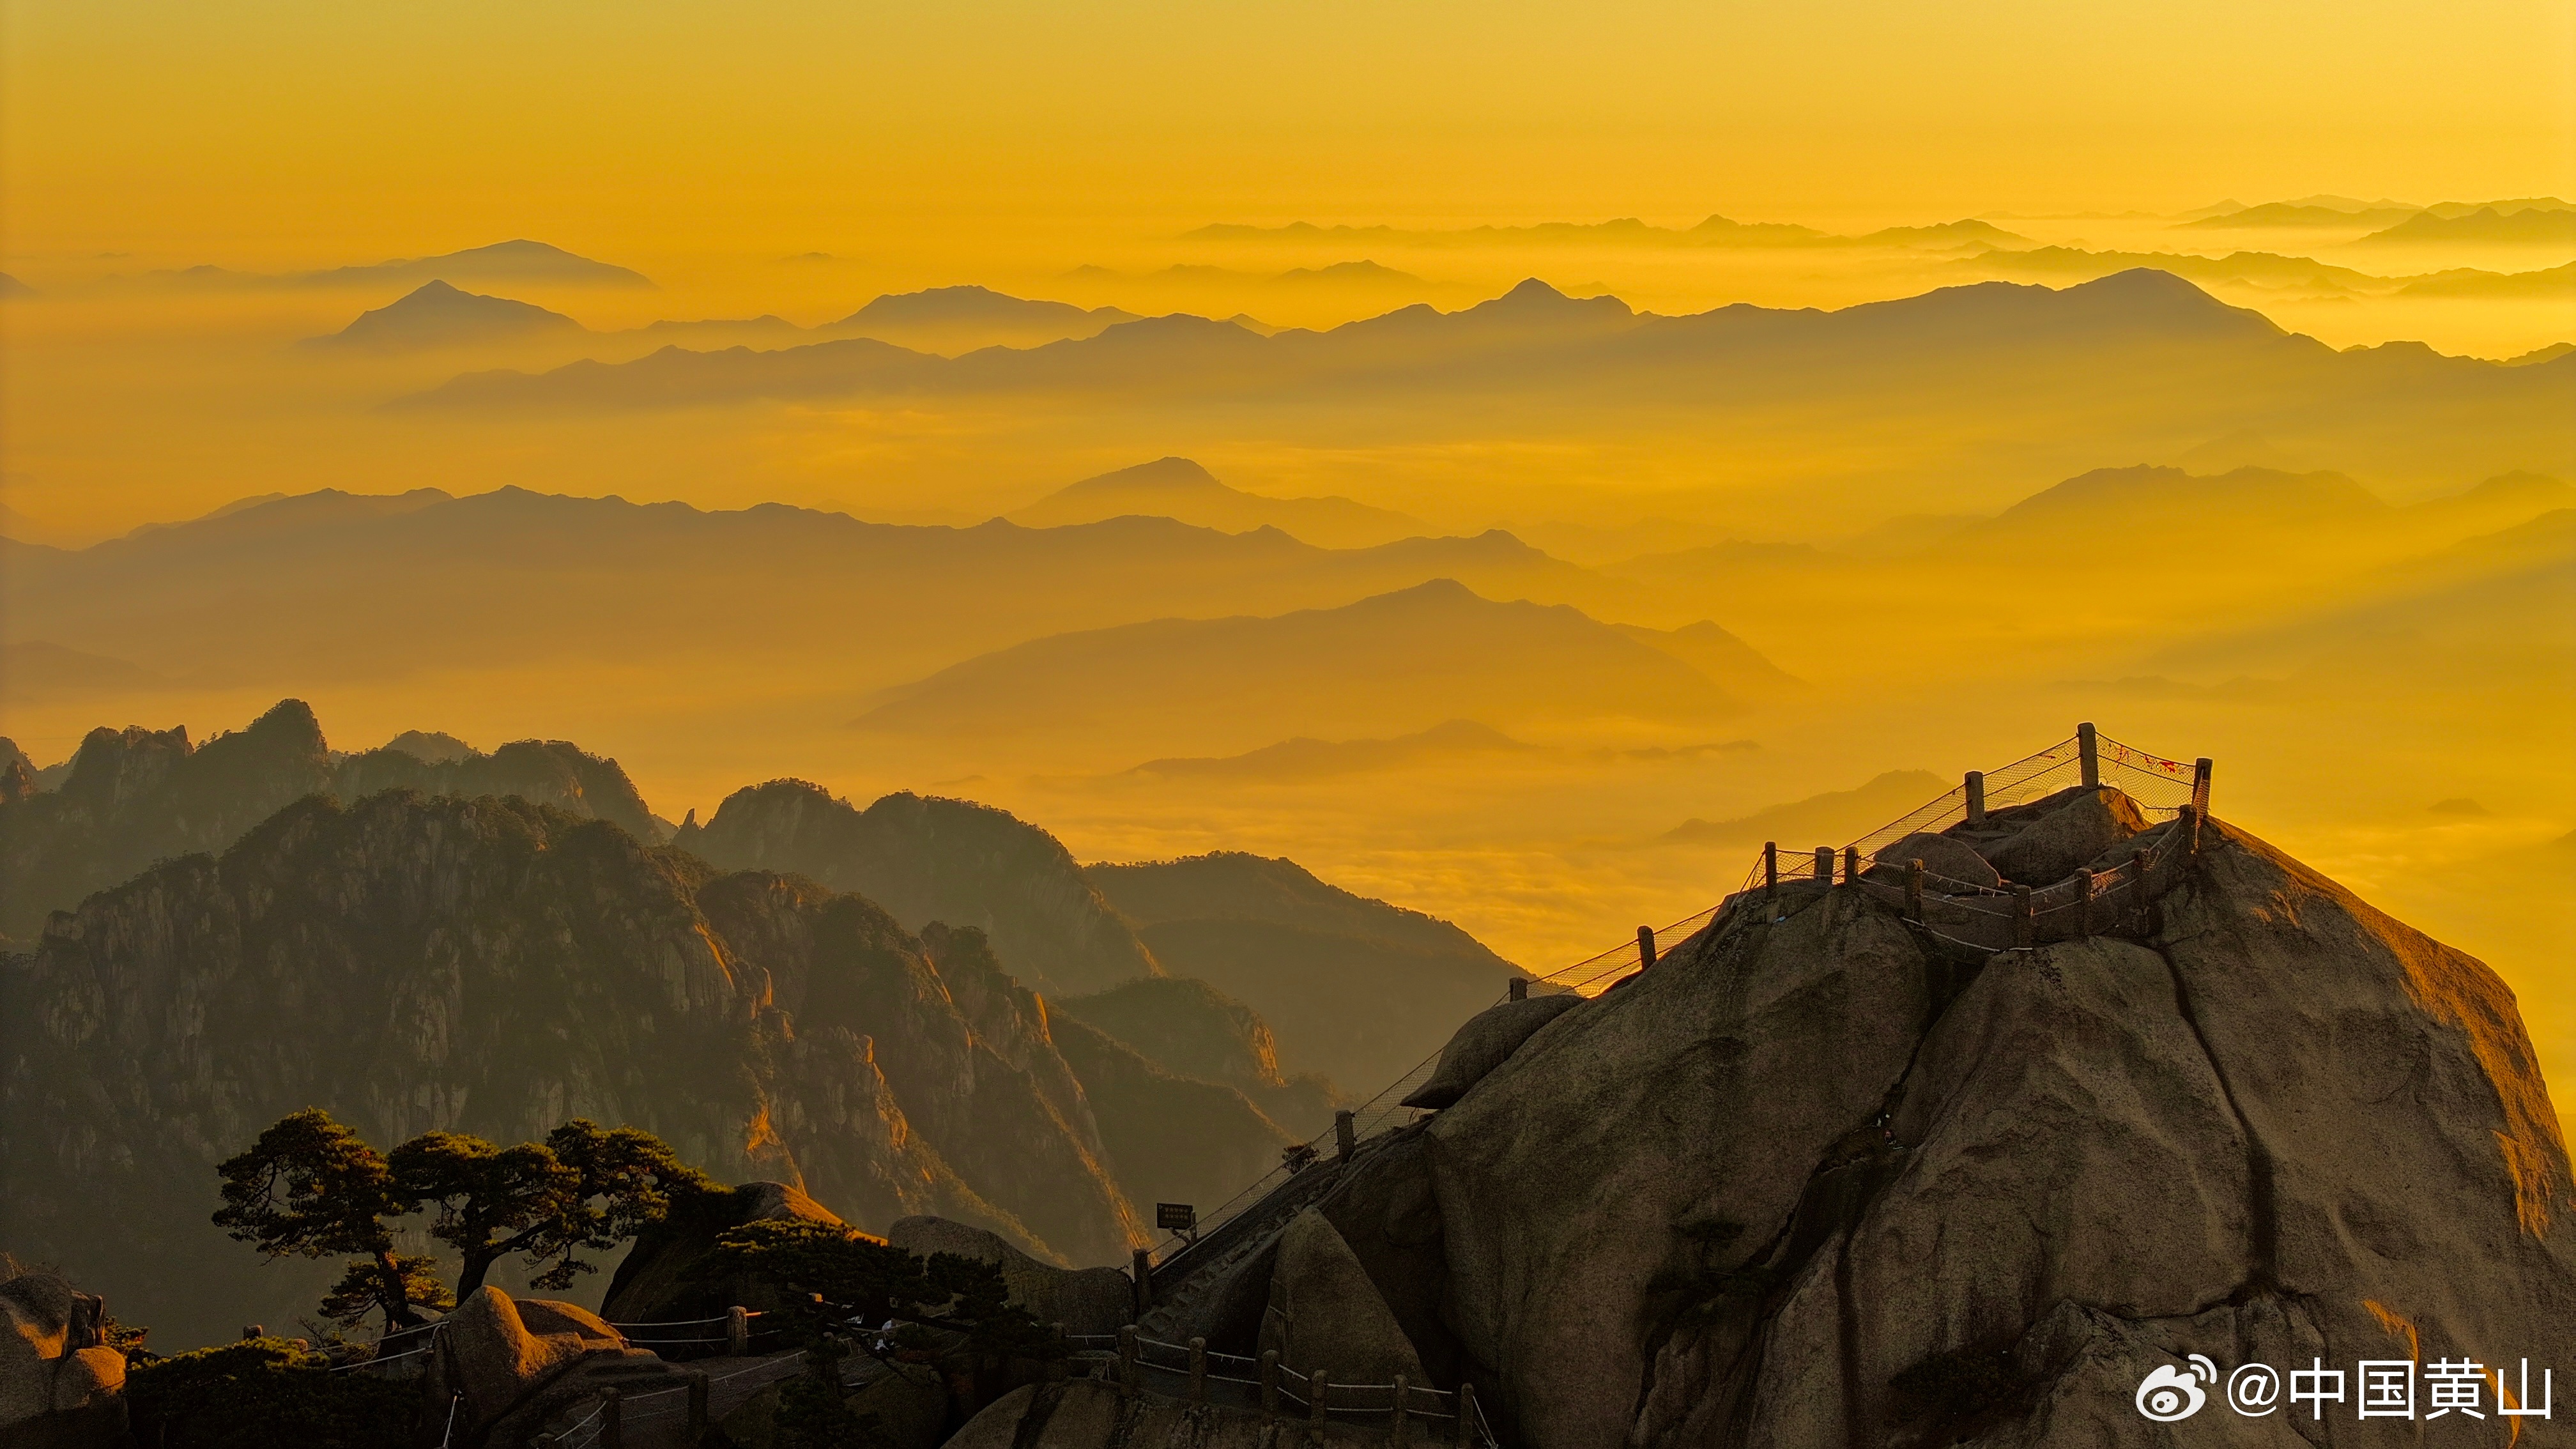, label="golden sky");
[8,0,2573,264]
